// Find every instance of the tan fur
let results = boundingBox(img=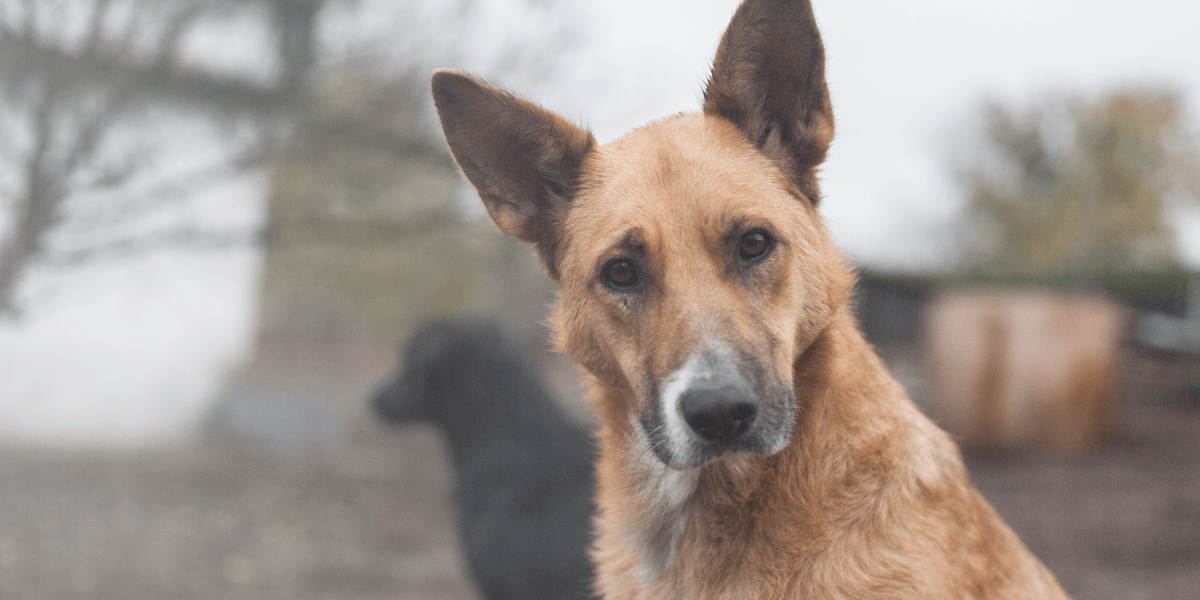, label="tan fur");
[589,312,1063,599]
[431,0,1070,597]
